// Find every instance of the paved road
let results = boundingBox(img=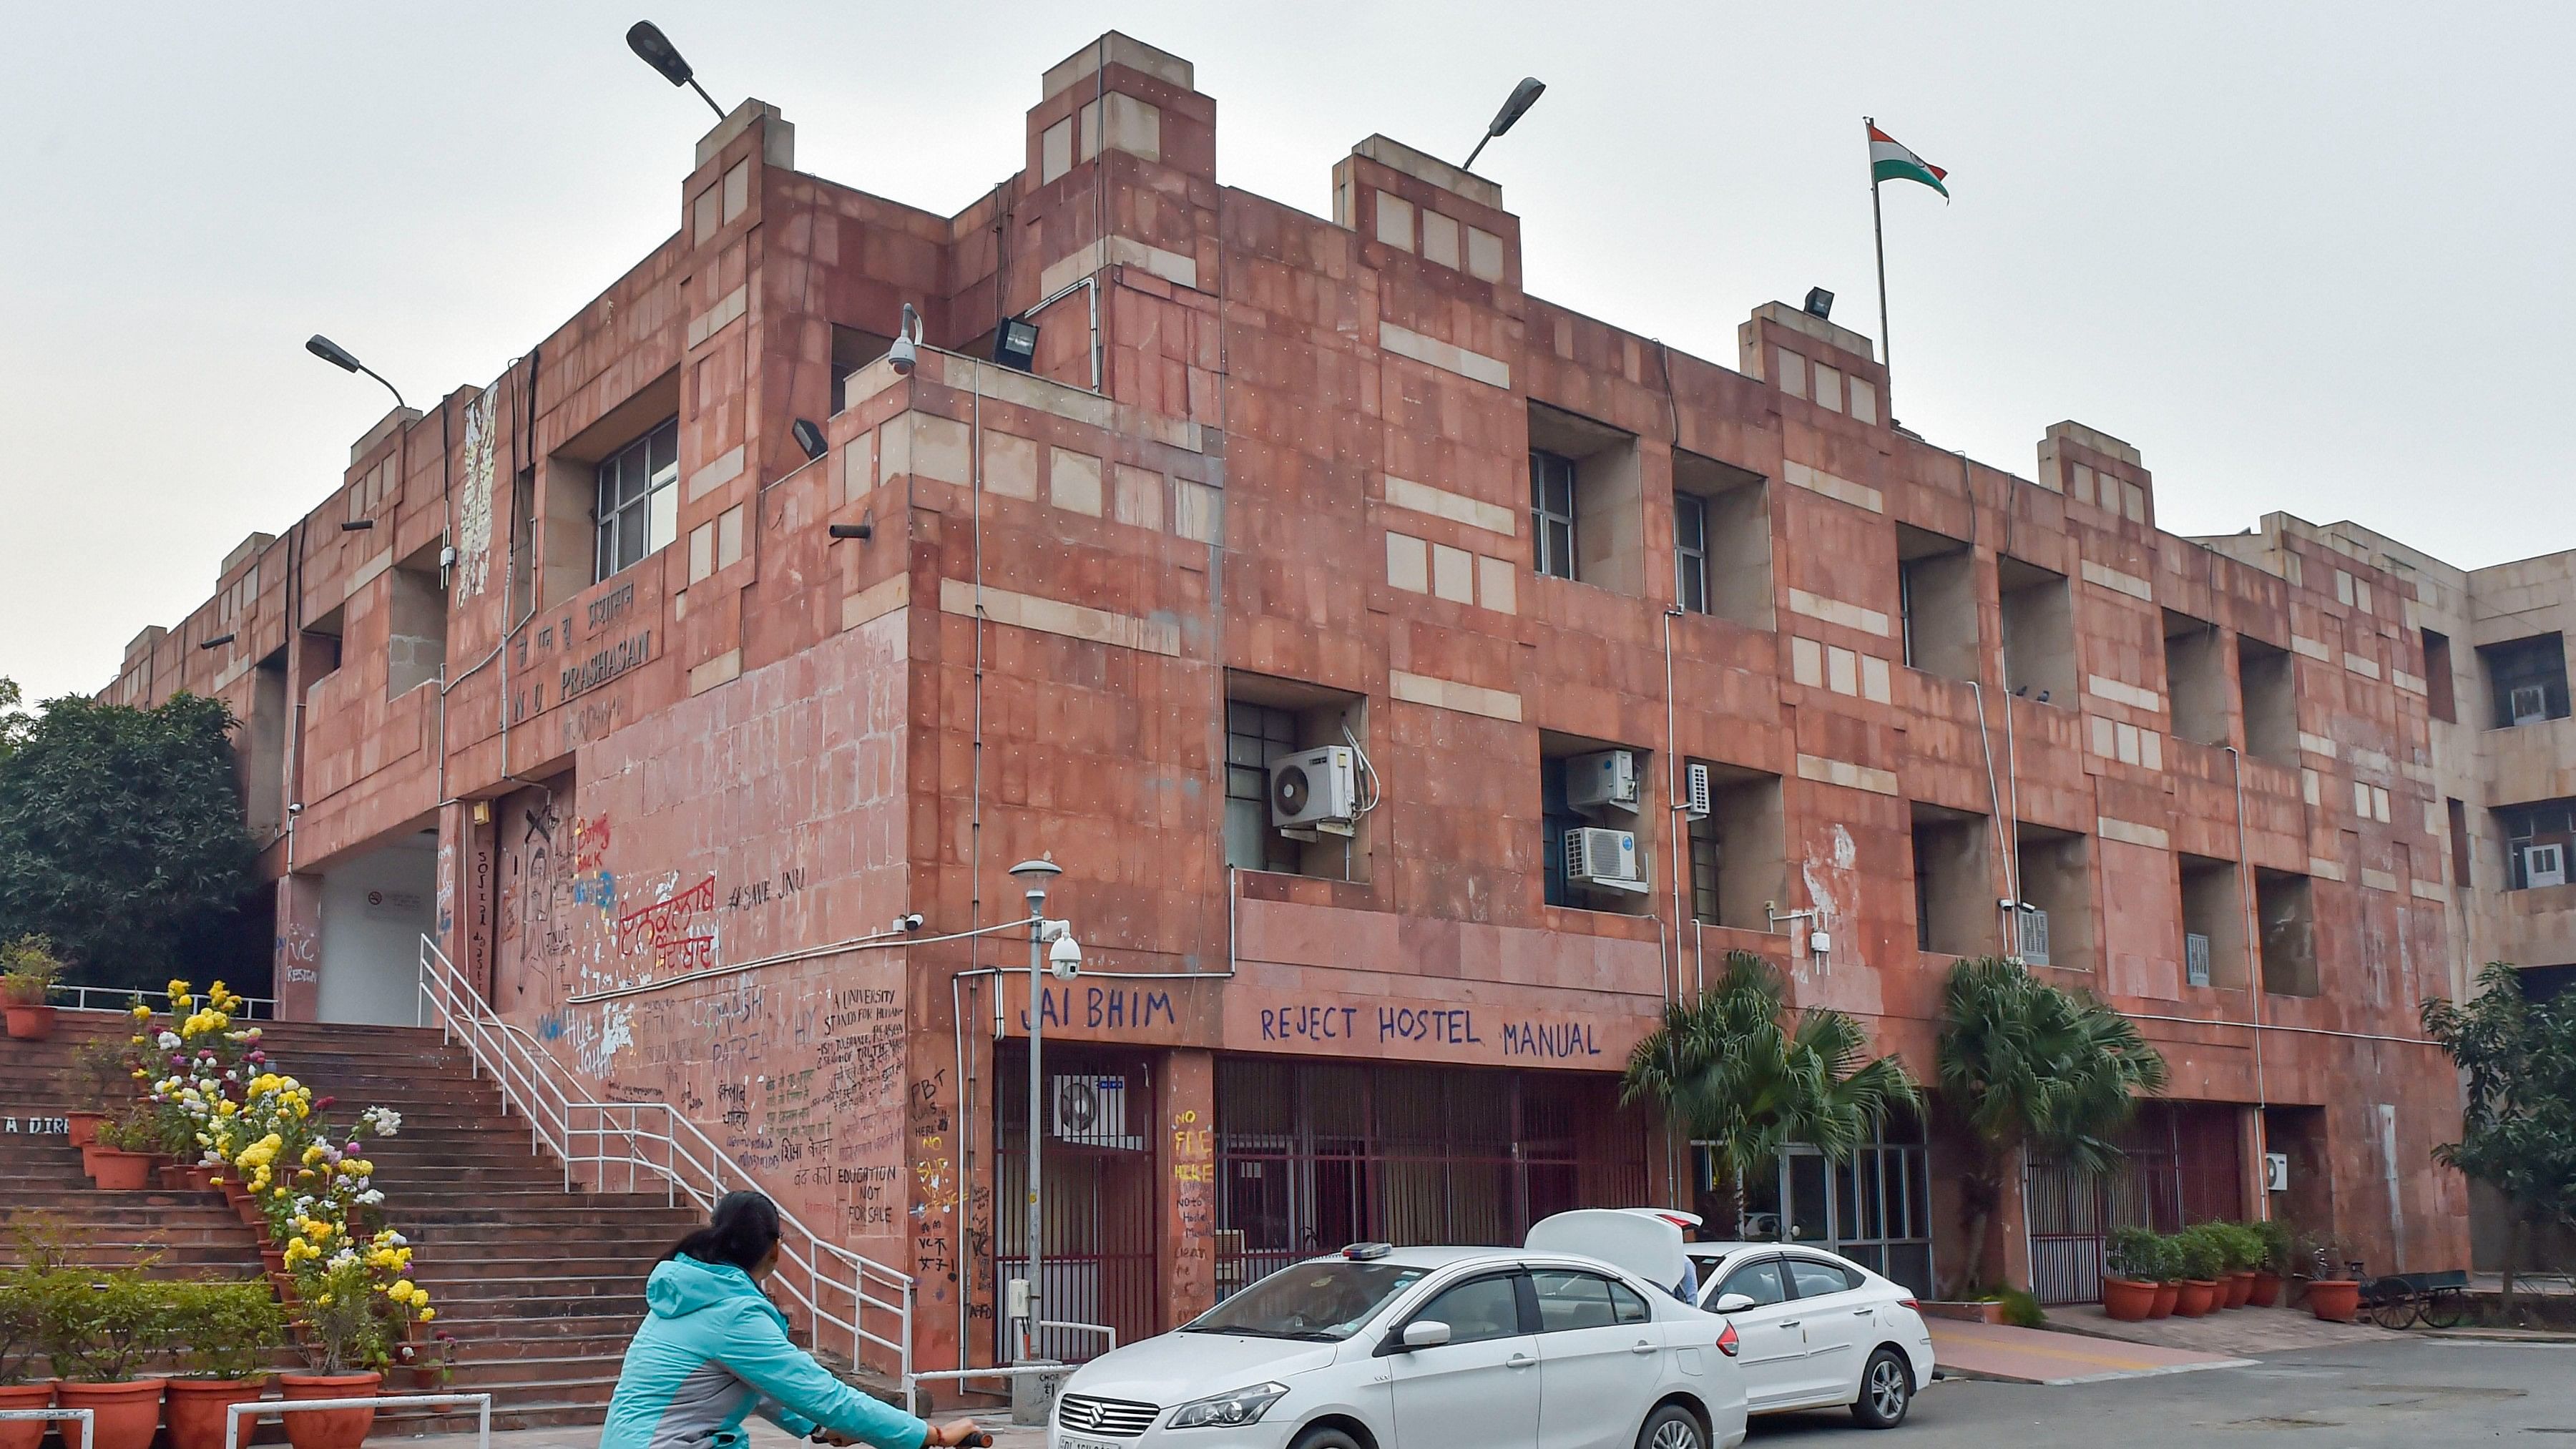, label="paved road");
[1745,1337,2576,1445]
